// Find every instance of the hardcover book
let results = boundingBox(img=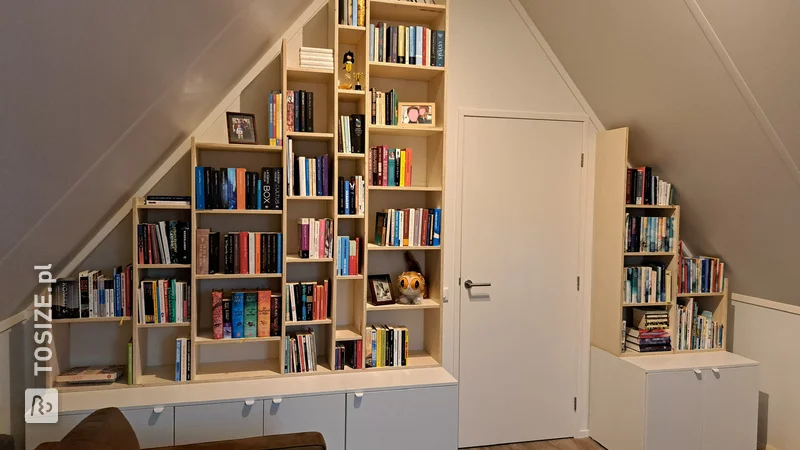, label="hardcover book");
[244,292,258,338]
[257,290,271,337]
[231,293,244,338]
